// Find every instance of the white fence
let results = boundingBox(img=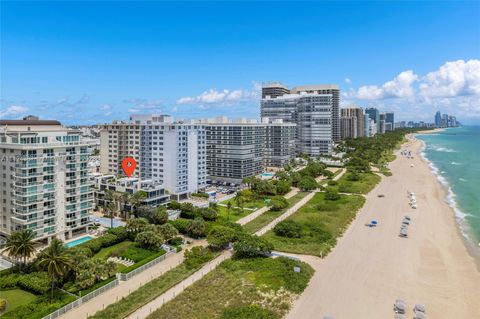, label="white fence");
[119,249,176,281]
[42,249,176,319]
